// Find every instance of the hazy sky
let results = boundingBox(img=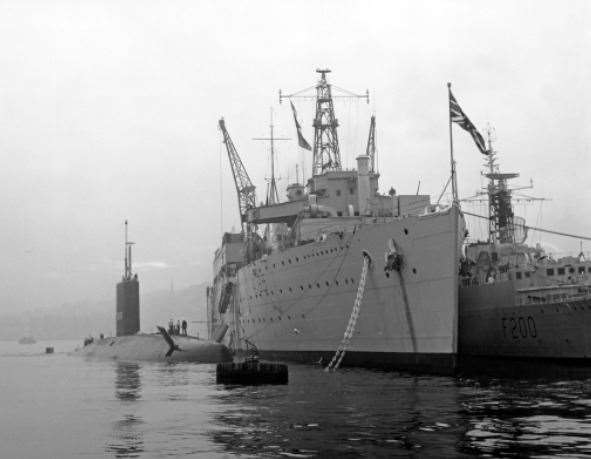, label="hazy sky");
[1,0,589,311]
